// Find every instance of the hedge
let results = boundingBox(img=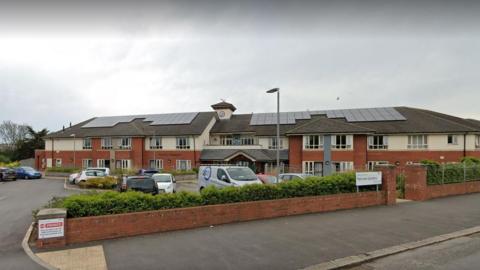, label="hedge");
[46,167,80,173]
[423,162,480,185]
[47,172,367,218]
[78,177,119,189]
